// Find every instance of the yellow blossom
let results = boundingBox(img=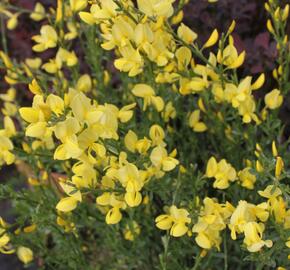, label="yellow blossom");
[132,84,164,112]
[192,198,234,250]
[54,117,83,160]
[123,221,141,241]
[275,156,284,178]
[124,130,151,154]
[155,205,191,237]
[56,182,82,212]
[177,23,197,44]
[0,217,14,254]
[265,89,283,109]
[70,0,87,12]
[32,25,58,52]
[189,110,207,132]
[205,157,237,189]
[243,222,272,252]
[137,0,175,18]
[30,3,45,21]
[114,44,144,76]
[238,168,256,189]
[258,185,282,200]
[117,163,144,207]
[17,246,33,264]
[150,146,179,171]
[76,74,92,93]
[203,29,219,48]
